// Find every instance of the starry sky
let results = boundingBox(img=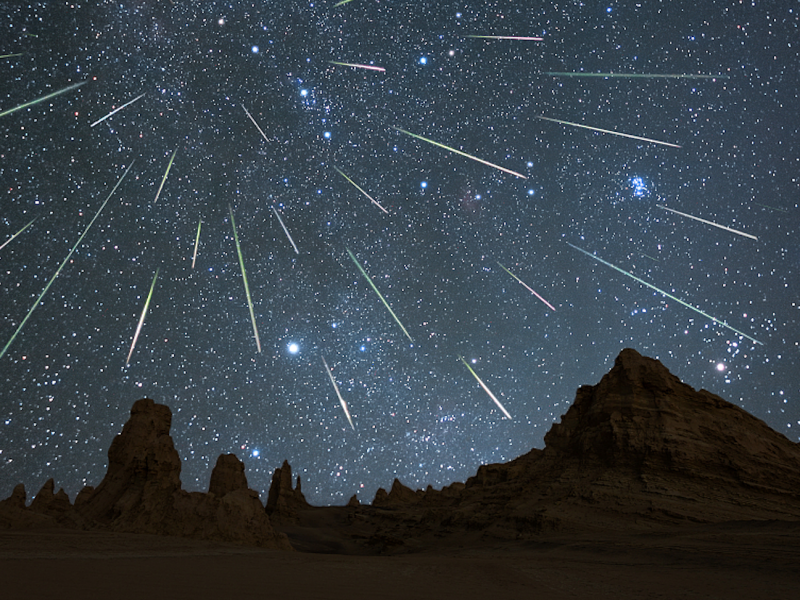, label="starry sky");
[1,1,798,506]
